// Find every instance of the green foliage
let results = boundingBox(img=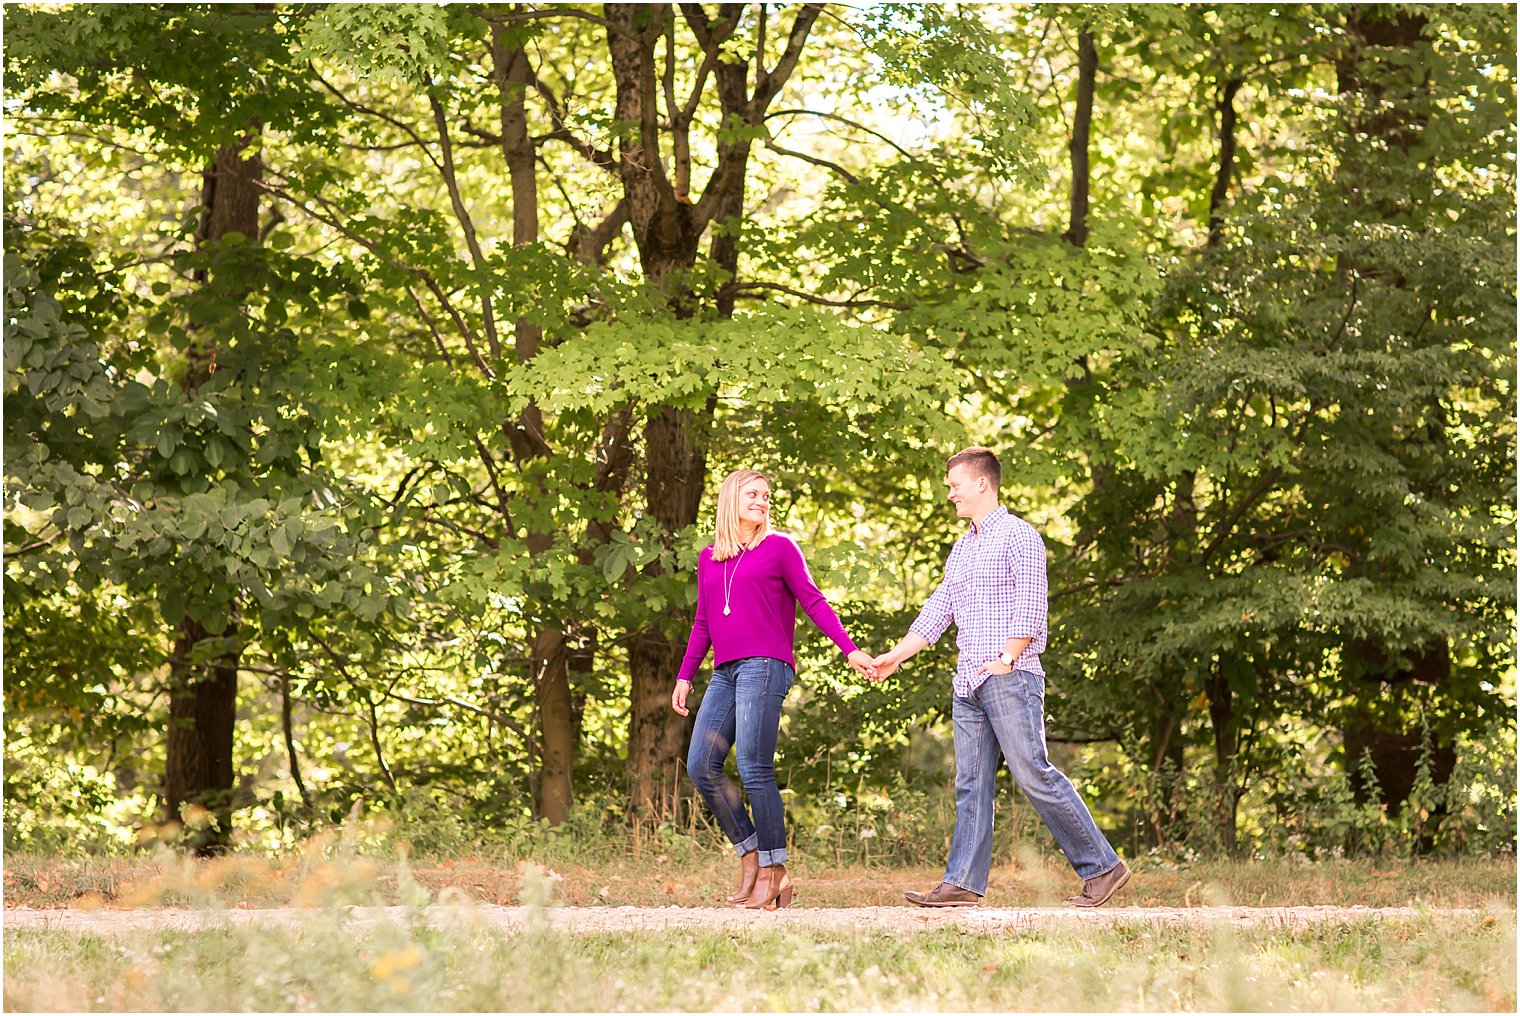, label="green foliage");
[3,2,1513,859]
[297,4,458,87]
